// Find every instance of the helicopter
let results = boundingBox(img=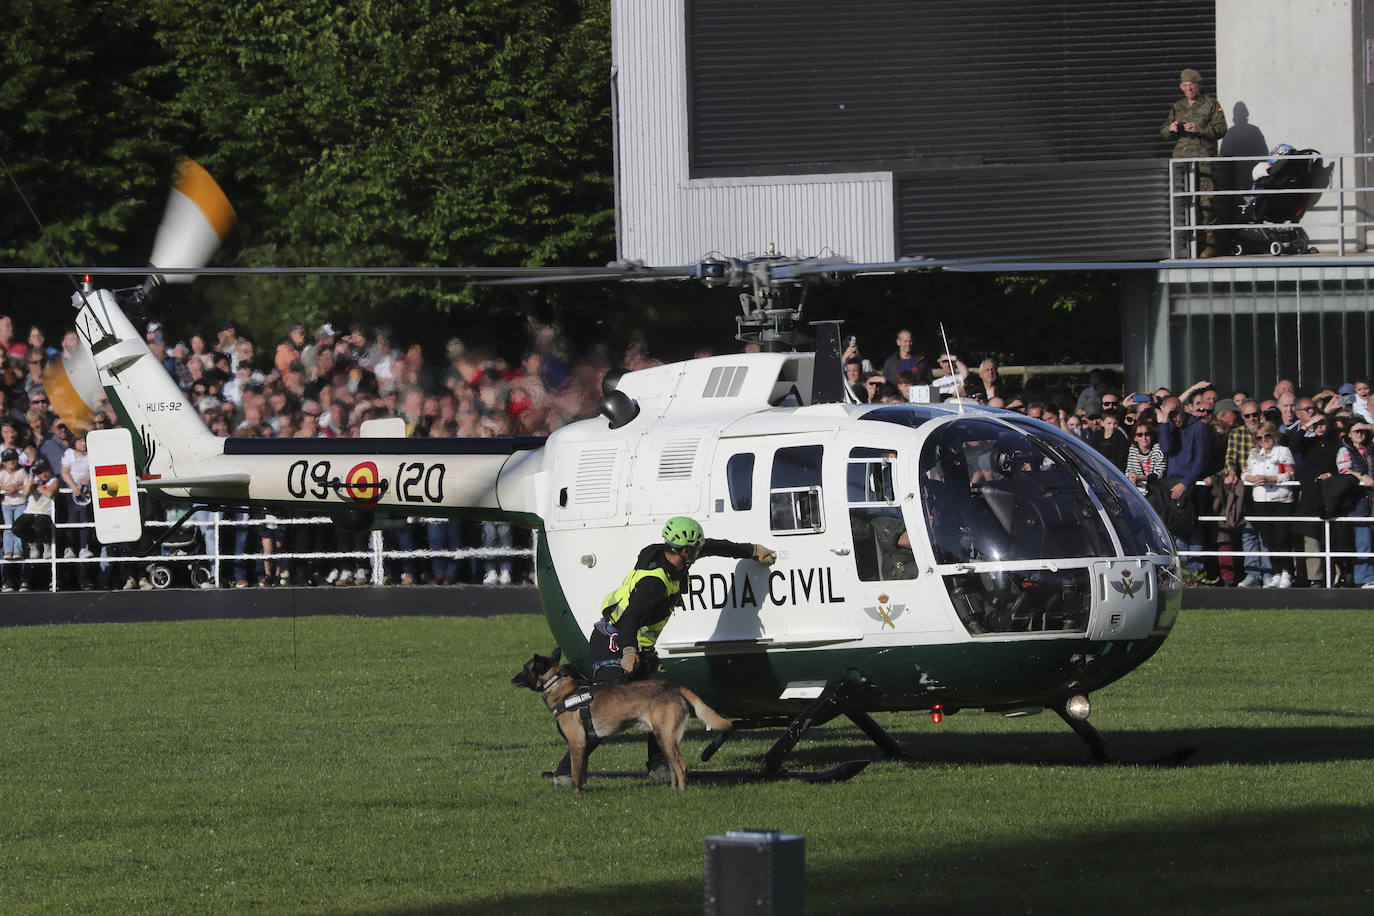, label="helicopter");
[43,160,1192,774]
